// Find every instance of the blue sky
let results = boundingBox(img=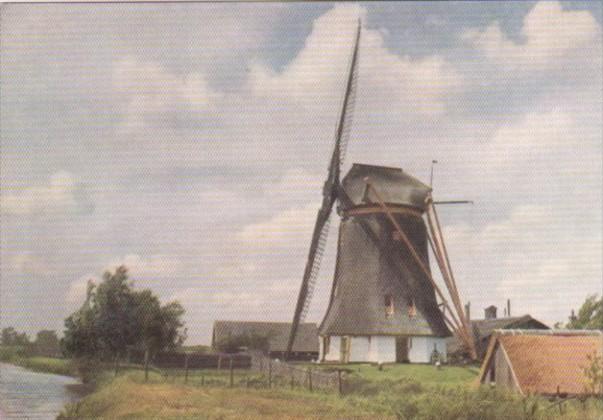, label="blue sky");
[1,1,601,344]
